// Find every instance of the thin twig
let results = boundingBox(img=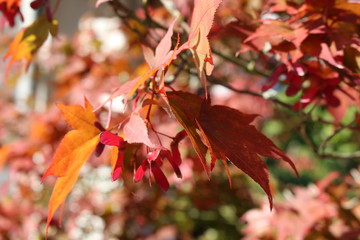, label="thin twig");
[211,49,270,77]
[319,123,350,154]
[207,77,294,109]
[106,0,360,160]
